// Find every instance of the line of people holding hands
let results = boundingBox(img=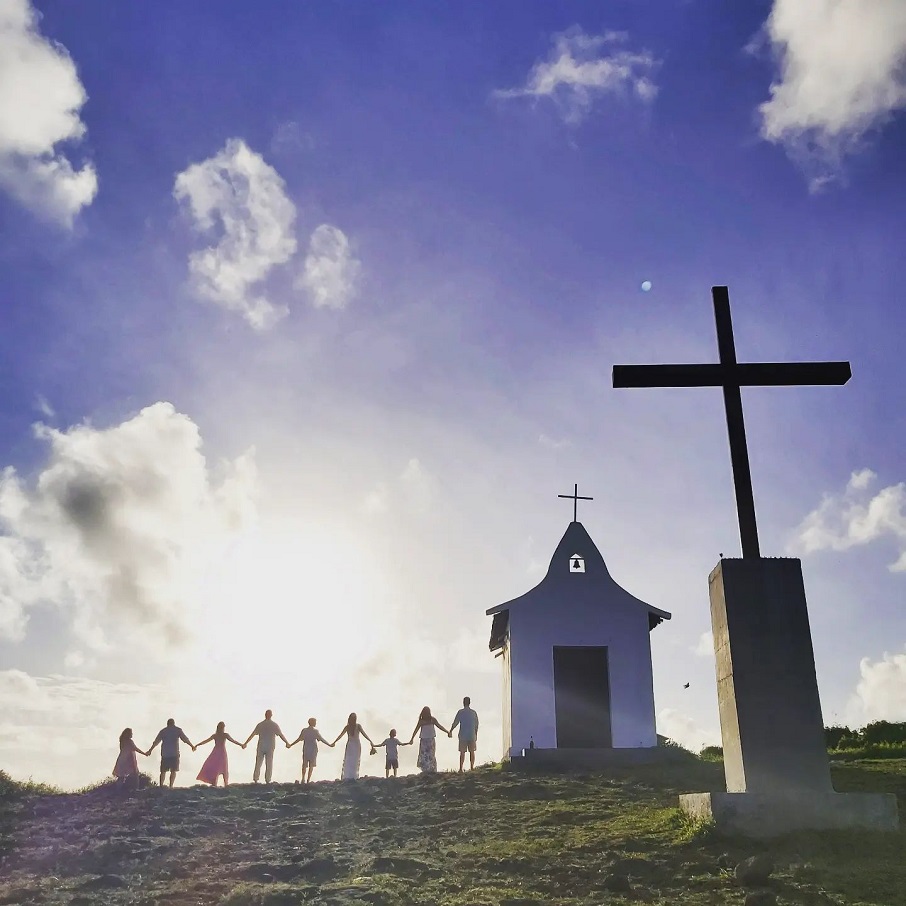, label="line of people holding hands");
[113,698,479,789]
